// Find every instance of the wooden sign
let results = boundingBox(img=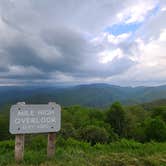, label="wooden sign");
[10,102,61,134]
[9,102,61,162]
